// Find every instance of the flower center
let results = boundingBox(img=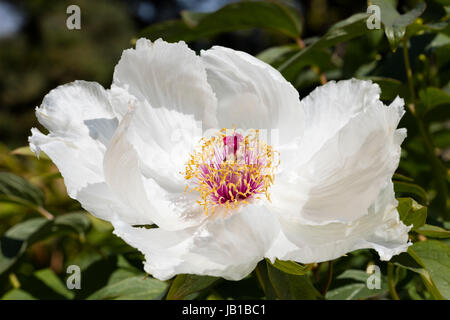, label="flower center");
[183,128,278,215]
